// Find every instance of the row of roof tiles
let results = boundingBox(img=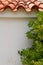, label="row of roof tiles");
[0,0,43,12]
